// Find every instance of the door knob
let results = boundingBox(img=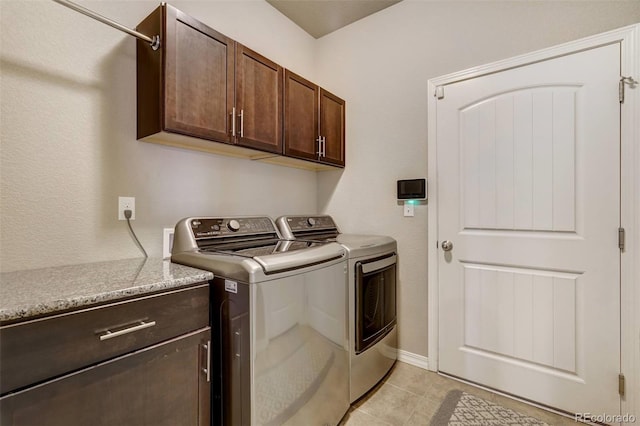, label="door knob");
[441,240,453,251]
